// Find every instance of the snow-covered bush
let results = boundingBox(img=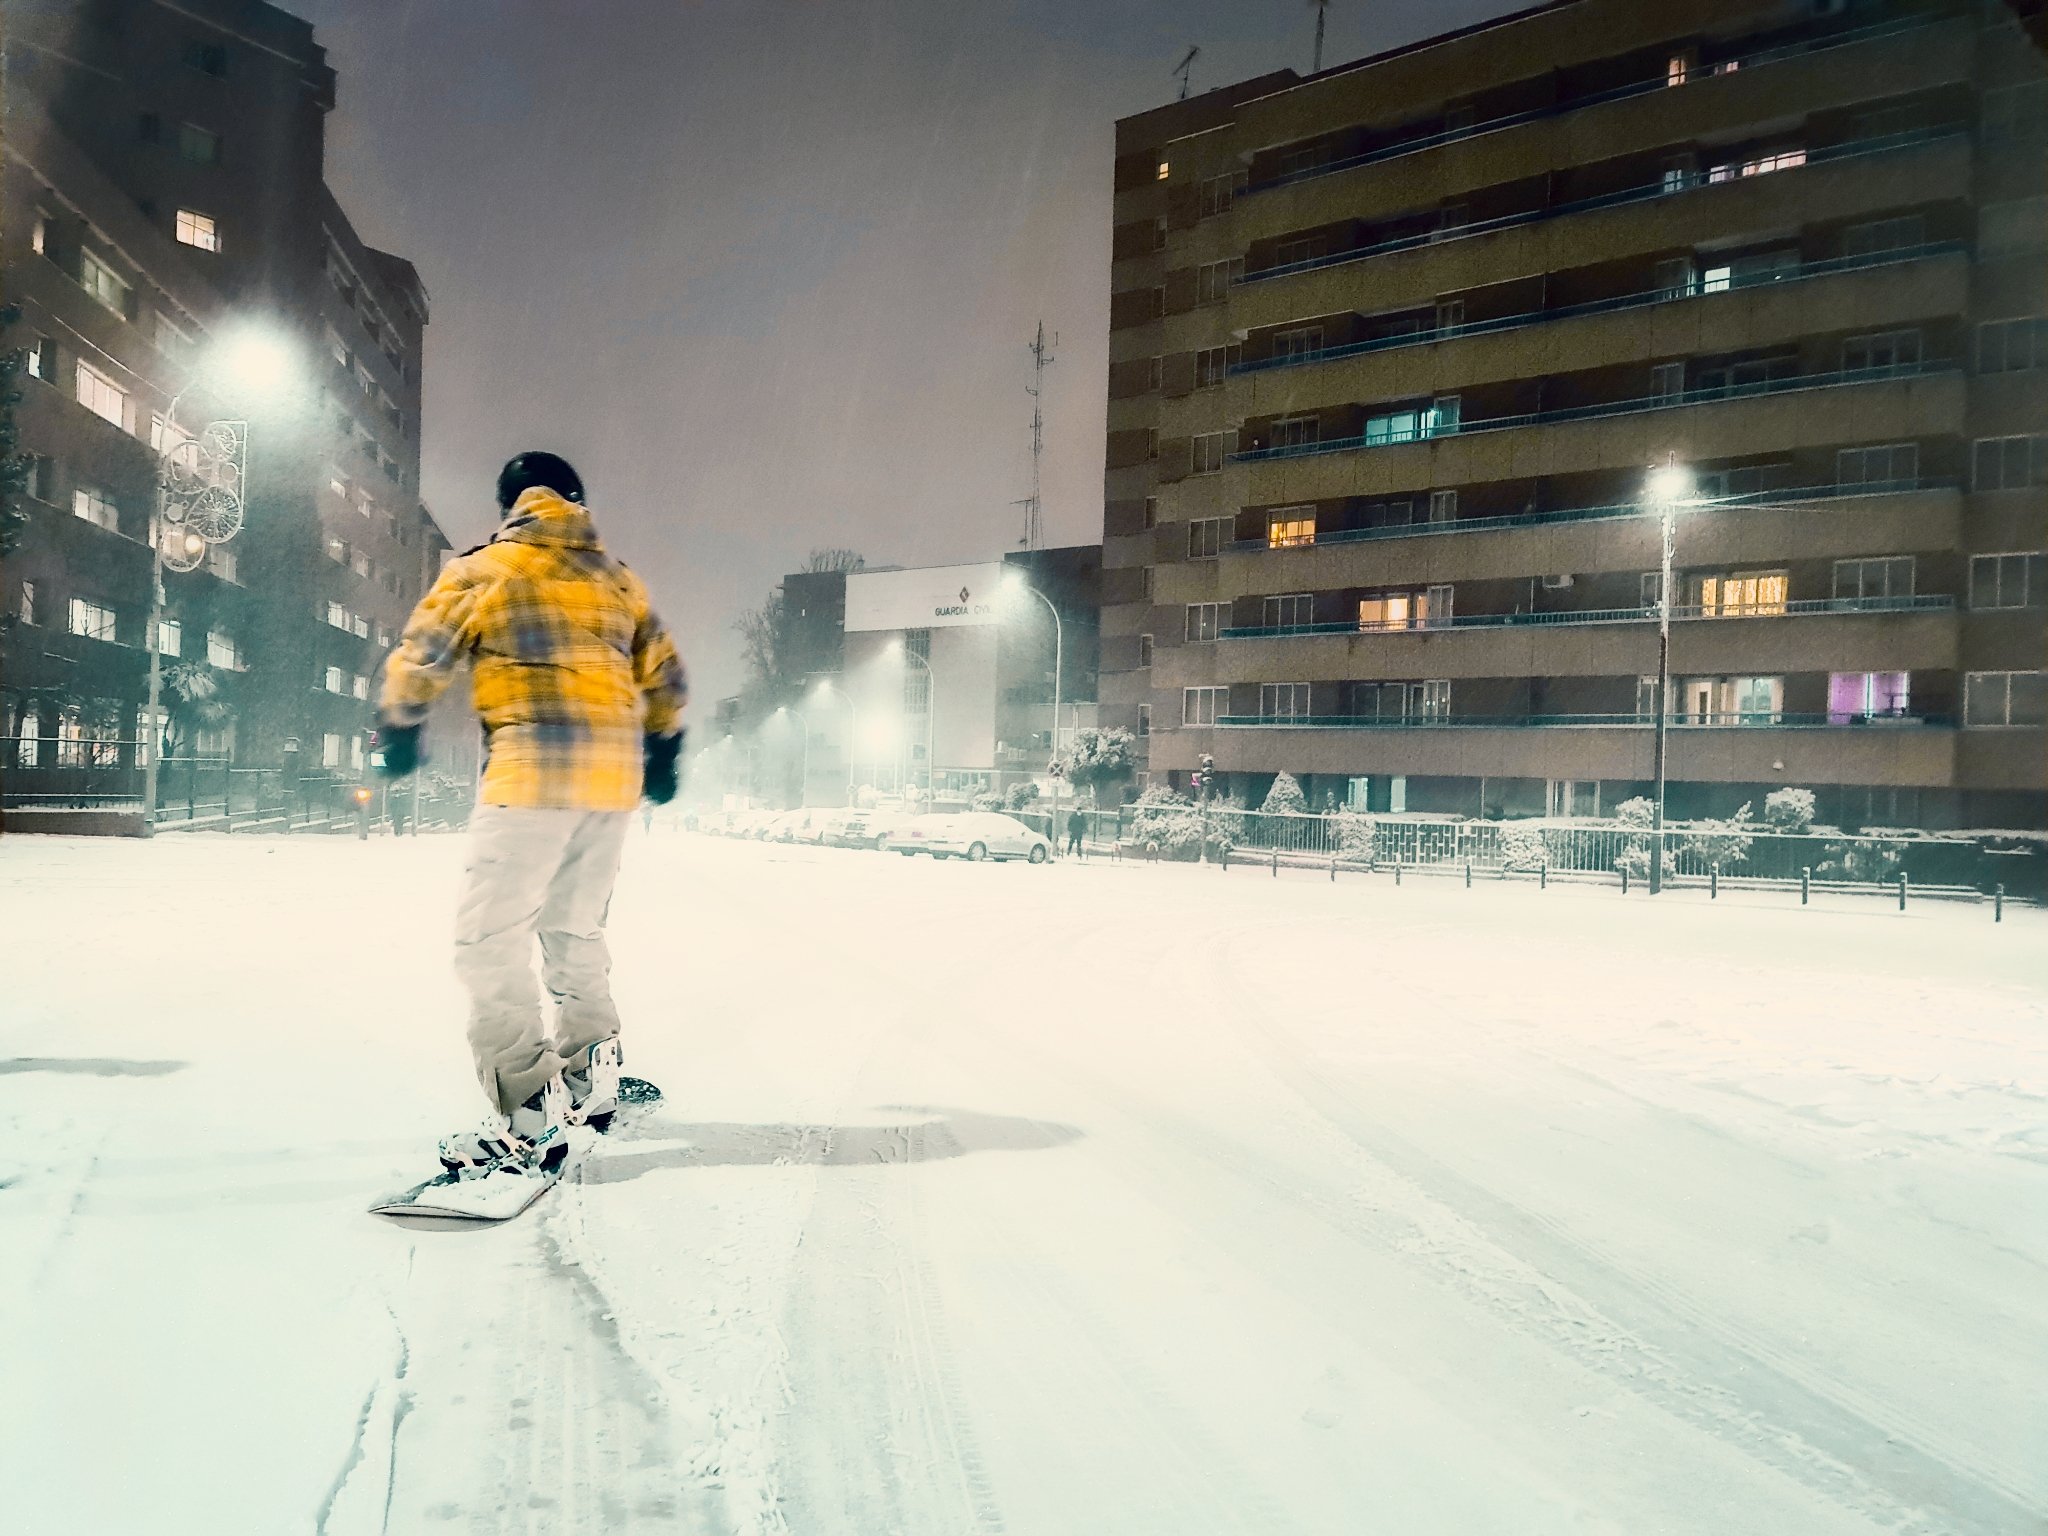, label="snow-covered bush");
[1500,824,1548,871]
[1059,728,1137,807]
[972,790,1003,812]
[1687,803,1755,870]
[1128,785,1216,859]
[1259,771,1308,816]
[1764,787,1816,834]
[1005,781,1041,812]
[1332,811,1377,860]
[855,784,880,809]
